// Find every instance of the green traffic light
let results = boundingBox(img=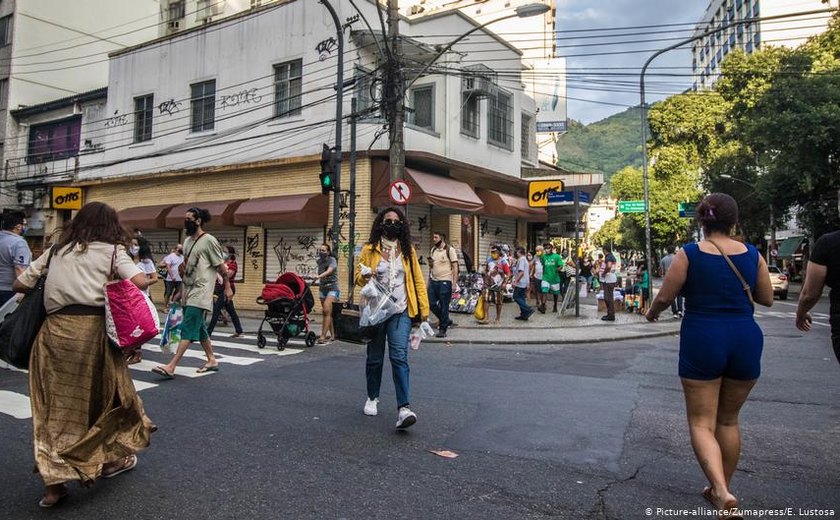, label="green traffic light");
[323,176,332,187]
